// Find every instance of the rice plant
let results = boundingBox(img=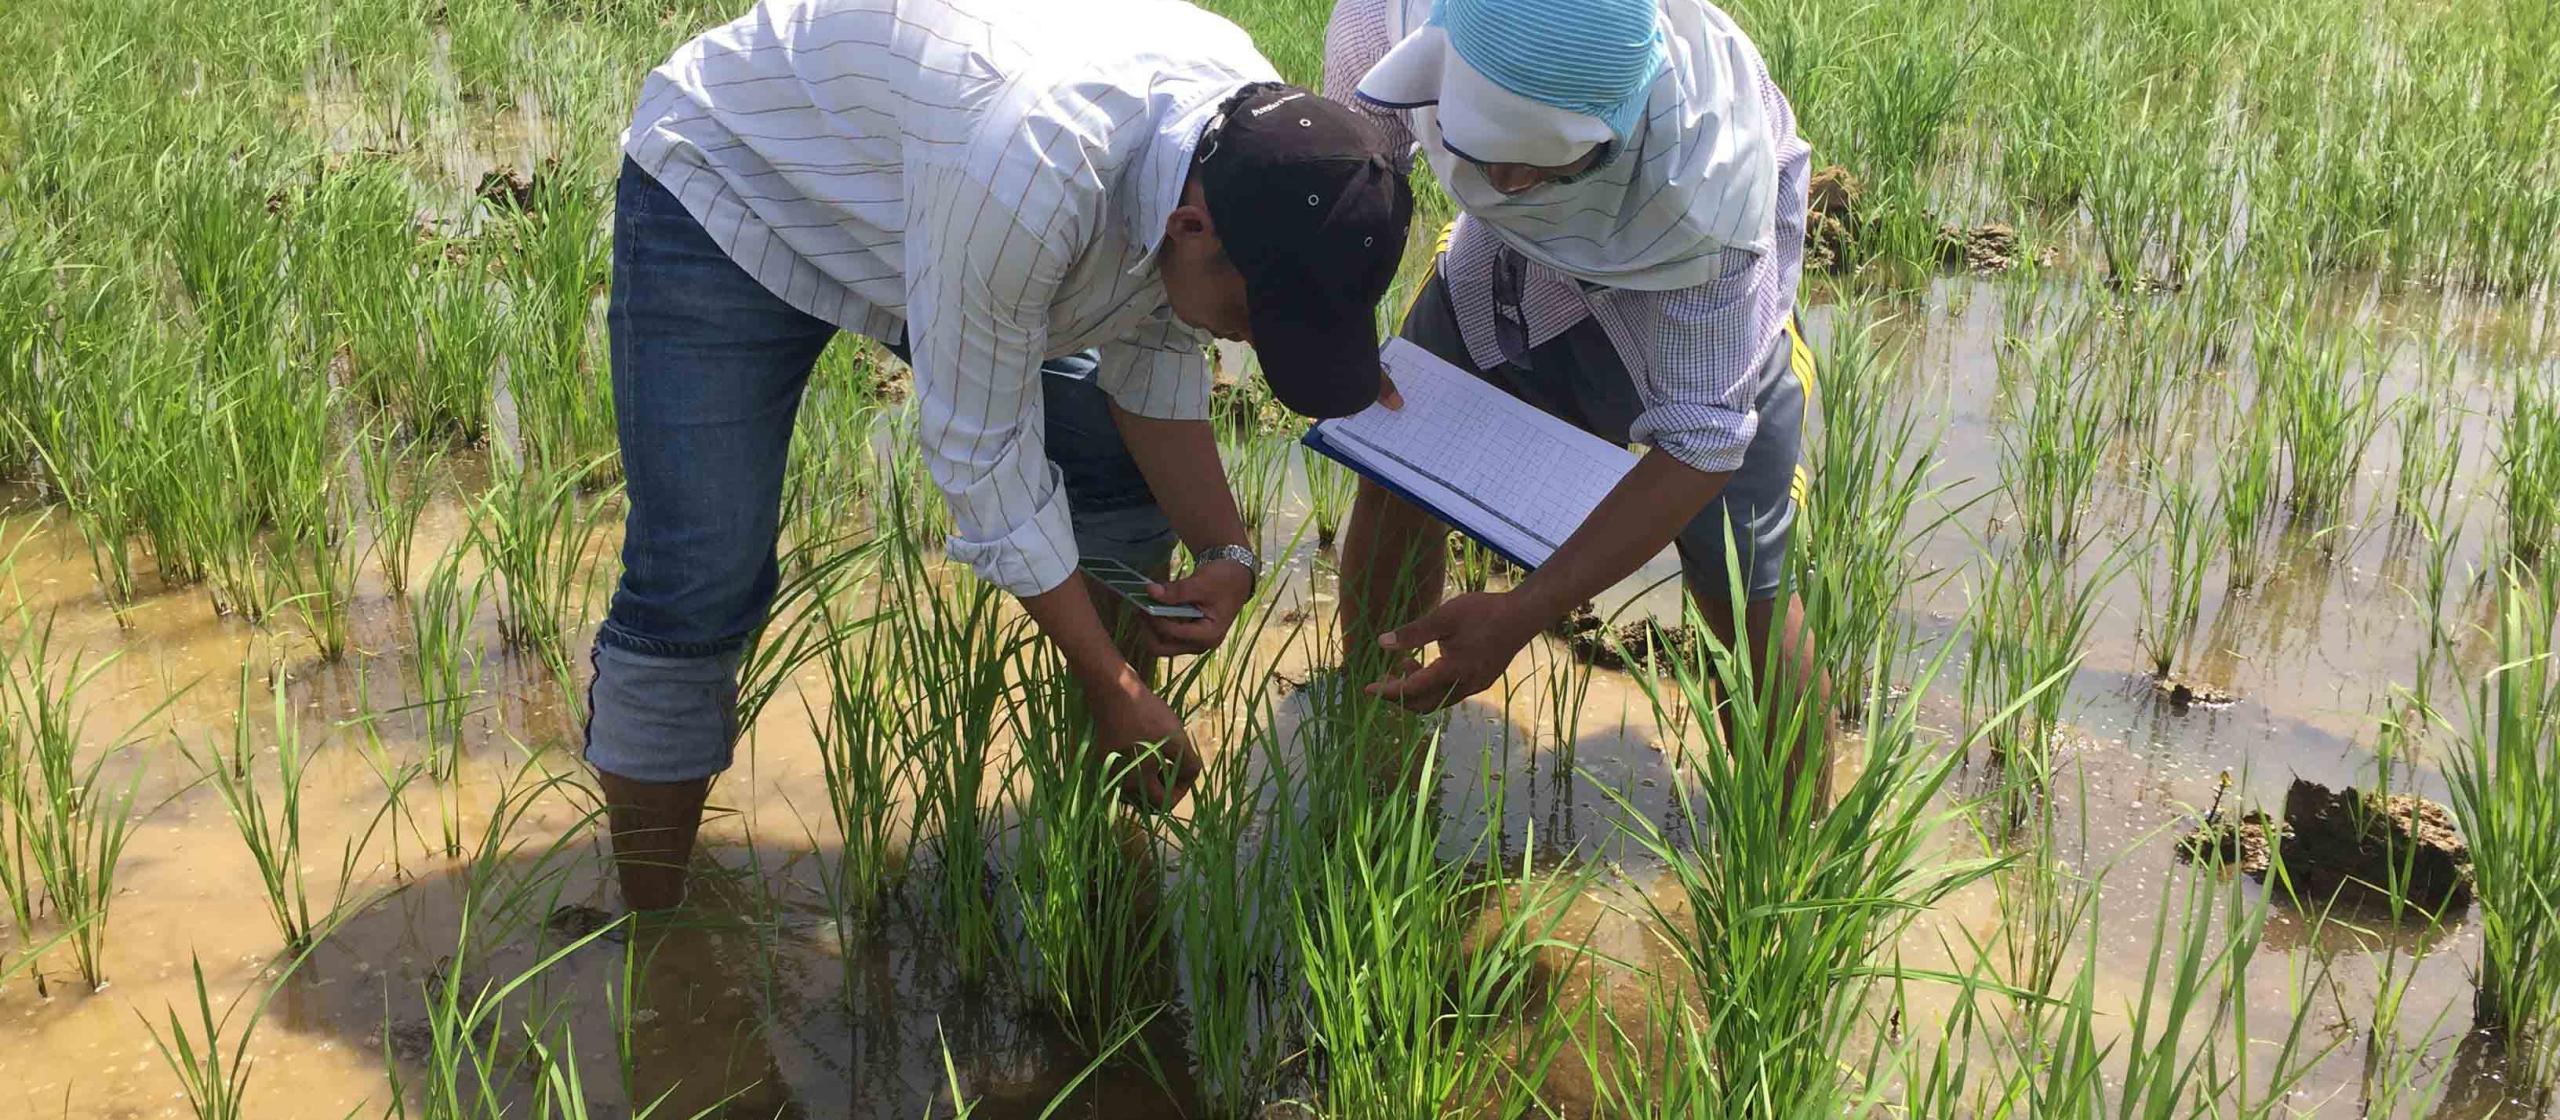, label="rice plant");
[2219,402,2283,592]
[2262,318,2385,531]
[1996,331,2107,556]
[1288,740,1579,1118]
[0,613,159,991]
[470,452,613,683]
[410,544,489,815]
[883,539,1020,985]
[1961,542,2106,799]
[2139,464,2223,679]
[1169,712,1295,1114]
[1302,445,1356,549]
[188,664,396,955]
[798,609,910,1001]
[2501,376,2560,577]
[2392,355,2466,528]
[1007,646,1174,1054]
[1798,317,1941,721]
[2445,578,2560,1088]
[358,425,443,596]
[1598,592,2037,1114]
[142,941,331,1120]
